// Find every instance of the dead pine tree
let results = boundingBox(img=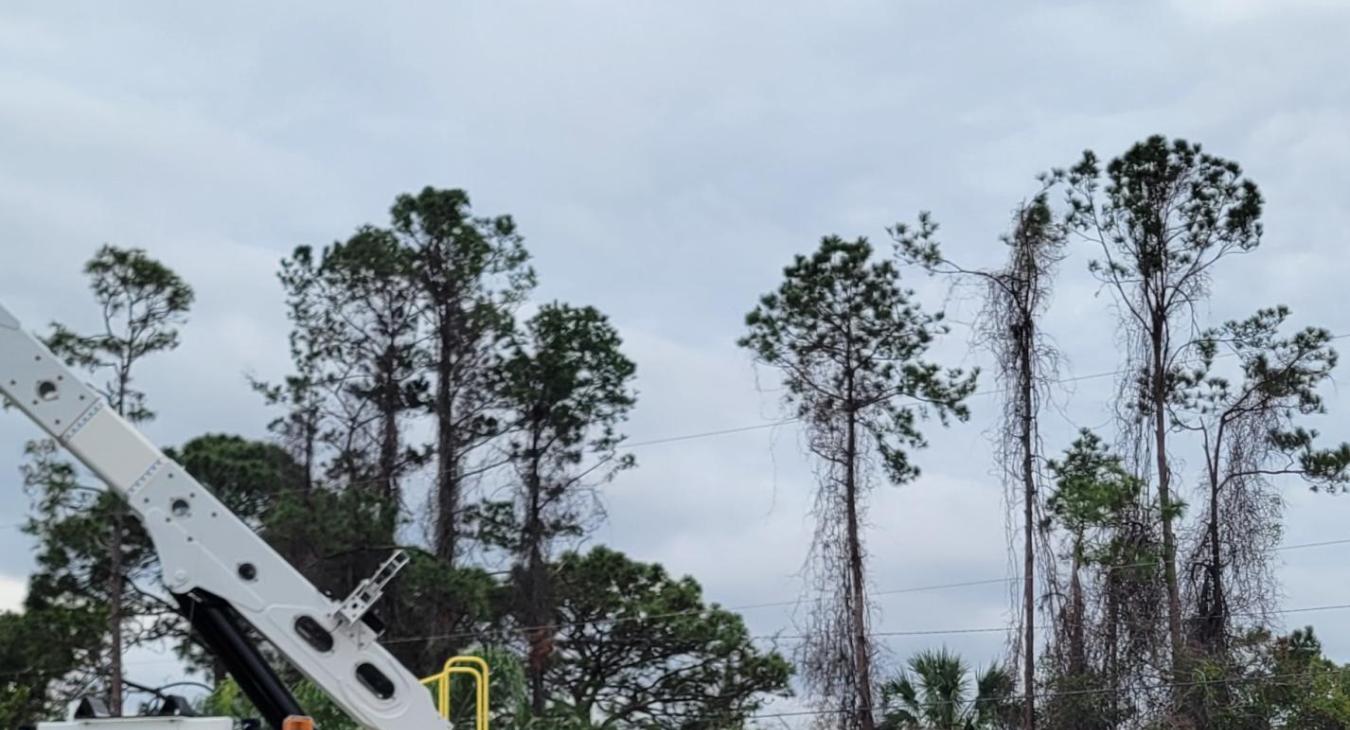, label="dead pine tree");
[894,193,1066,729]
[741,235,976,730]
[1061,136,1264,689]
